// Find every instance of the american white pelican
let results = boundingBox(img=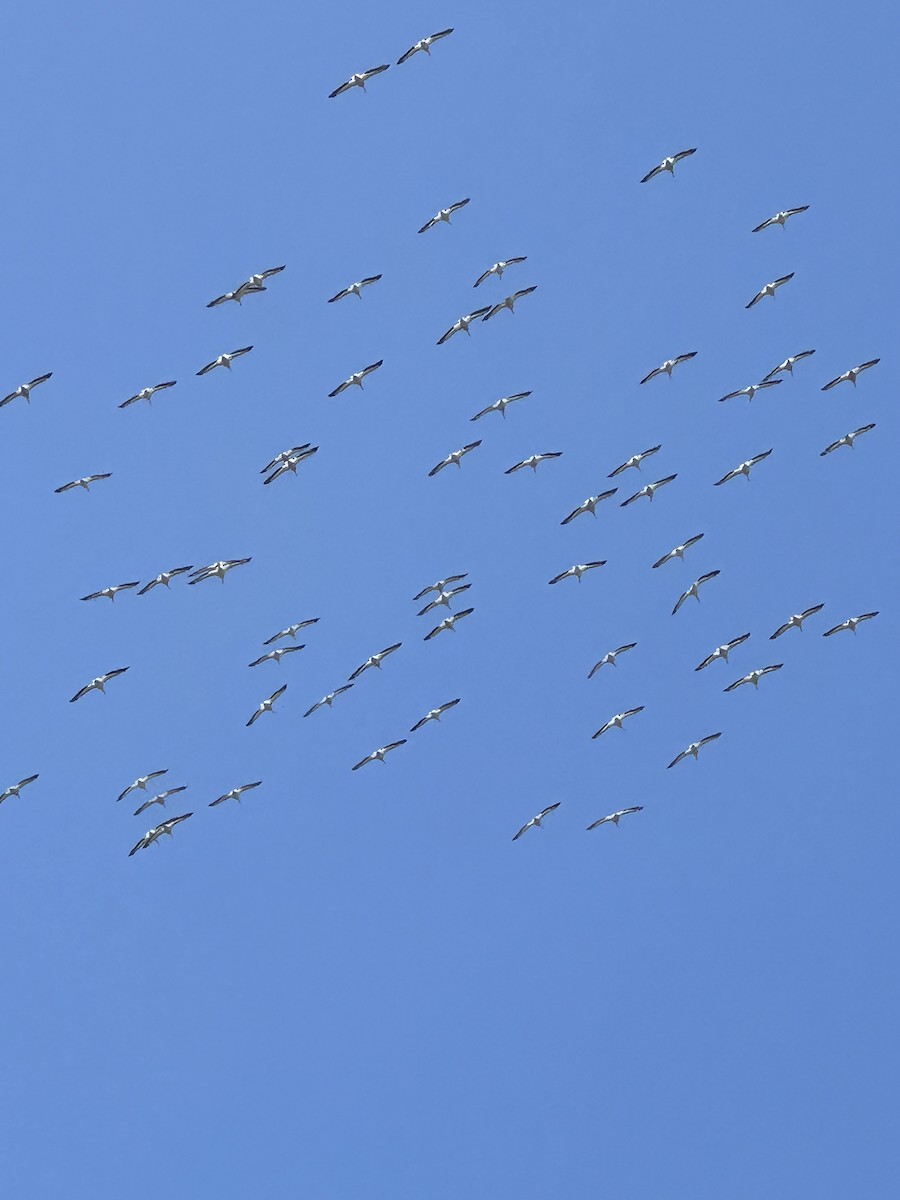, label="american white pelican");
[667,733,722,768]
[352,740,407,770]
[588,643,637,678]
[549,561,607,585]
[482,286,537,322]
[586,806,643,830]
[329,65,390,98]
[746,274,794,309]
[239,266,286,289]
[55,473,112,494]
[820,424,876,456]
[418,198,470,233]
[397,28,454,64]
[694,633,750,671]
[640,352,698,384]
[512,802,561,841]
[137,567,194,595]
[762,349,816,381]
[608,444,662,477]
[328,275,382,303]
[640,148,696,183]
[560,489,617,524]
[821,360,880,391]
[652,533,704,569]
[410,698,461,732]
[196,347,253,376]
[303,685,354,717]
[592,707,645,738]
[823,612,879,637]
[413,575,468,600]
[437,307,491,344]
[473,257,527,288]
[714,449,772,486]
[672,570,720,615]
[264,619,319,645]
[428,440,482,476]
[128,812,193,857]
[119,381,177,409]
[1,372,53,407]
[0,775,39,804]
[209,781,261,807]
[349,643,402,681]
[80,582,140,602]
[69,667,129,703]
[134,786,188,817]
[417,584,472,616]
[718,379,781,403]
[248,645,305,667]
[424,607,474,640]
[620,474,677,506]
[770,604,825,639]
[470,391,531,421]
[188,558,251,584]
[328,359,383,397]
[752,206,809,233]
[263,448,318,485]
[505,451,562,474]
[207,282,266,308]
[261,444,312,473]
[117,770,168,803]
[246,684,287,726]
[724,664,783,692]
